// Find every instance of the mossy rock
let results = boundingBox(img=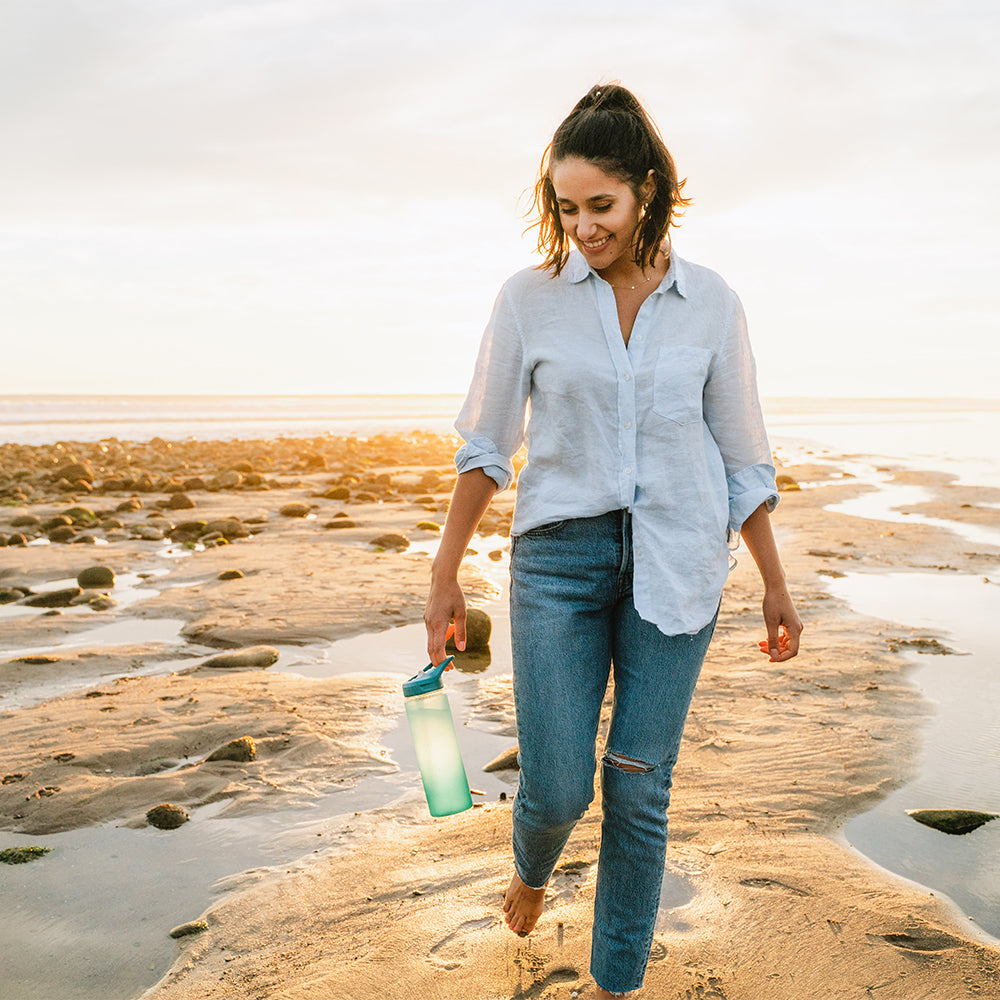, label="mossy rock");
[23,587,82,608]
[77,566,115,589]
[146,803,190,830]
[415,520,441,532]
[0,846,51,865]
[324,519,356,529]
[776,474,801,492]
[483,746,520,773]
[62,506,98,525]
[324,486,350,500]
[280,503,312,518]
[205,736,256,763]
[217,569,244,581]
[446,607,492,653]
[369,533,410,551]
[169,920,208,939]
[201,646,280,669]
[906,809,998,835]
